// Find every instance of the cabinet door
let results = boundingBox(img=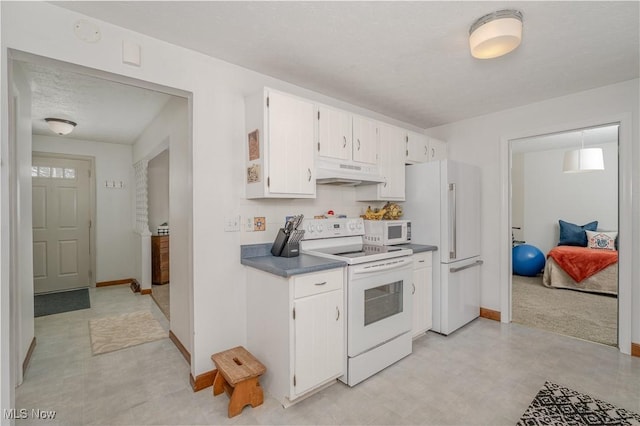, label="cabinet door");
[428,137,447,161]
[412,253,432,337]
[293,289,344,396]
[352,115,378,165]
[317,105,351,161]
[267,91,315,196]
[406,131,429,164]
[378,123,405,200]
